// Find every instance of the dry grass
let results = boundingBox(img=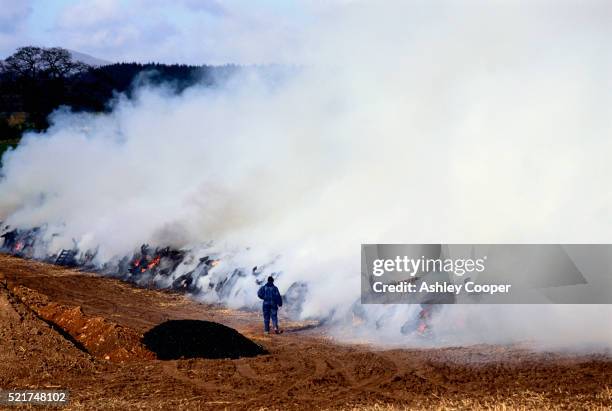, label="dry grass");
[61,388,612,411]
[341,387,612,411]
